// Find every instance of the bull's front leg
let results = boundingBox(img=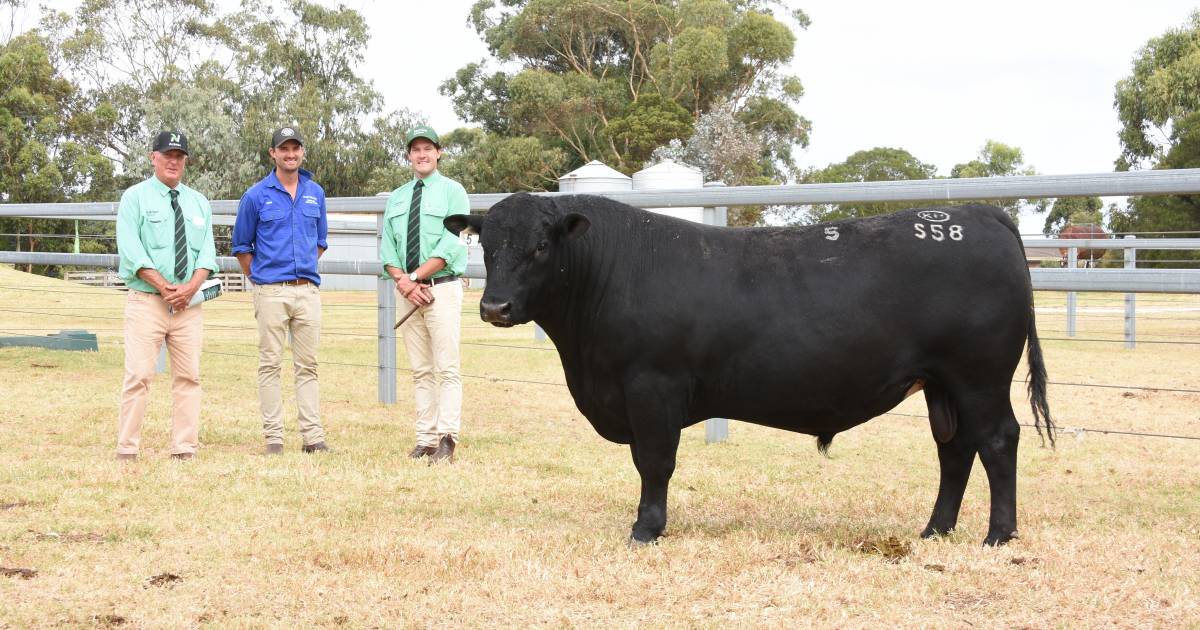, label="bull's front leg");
[625,377,684,545]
